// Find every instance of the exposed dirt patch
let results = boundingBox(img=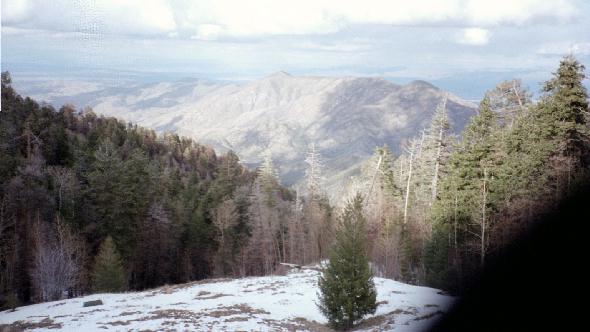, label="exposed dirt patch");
[145,309,202,322]
[48,302,67,308]
[53,314,71,318]
[288,317,334,332]
[101,320,131,326]
[413,310,444,321]
[1,317,62,330]
[171,278,233,291]
[390,307,418,316]
[352,314,388,331]
[104,309,203,328]
[208,304,270,318]
[118,310,143,316]
[224,316,250,322]
[194,291,232,300]
[243,280,288,293]
[76,308,106,317]
[144,278,234,297]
